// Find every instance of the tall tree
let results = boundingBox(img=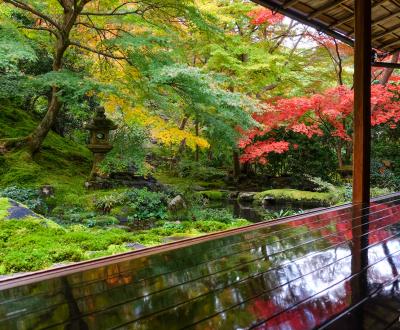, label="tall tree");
[0,0,208,154]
